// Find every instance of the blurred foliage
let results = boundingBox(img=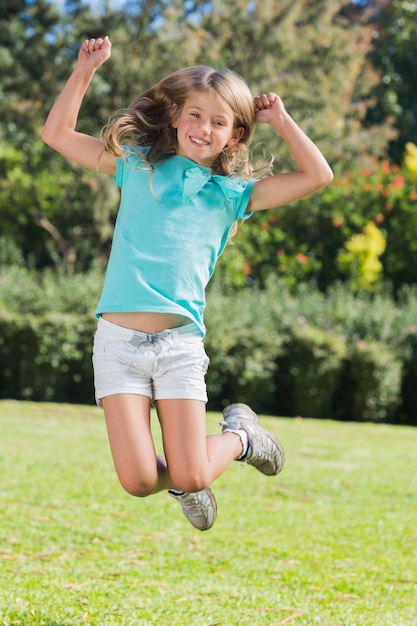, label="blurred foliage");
[0,0,412,273]
[1,0,417,418]
[1,270,416,423]
[213,151,417,292]
[365,0,417,162]
[0,264,103,315]
[404,142,417,177]
[0,311,96,403]
[336,221,386,292]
